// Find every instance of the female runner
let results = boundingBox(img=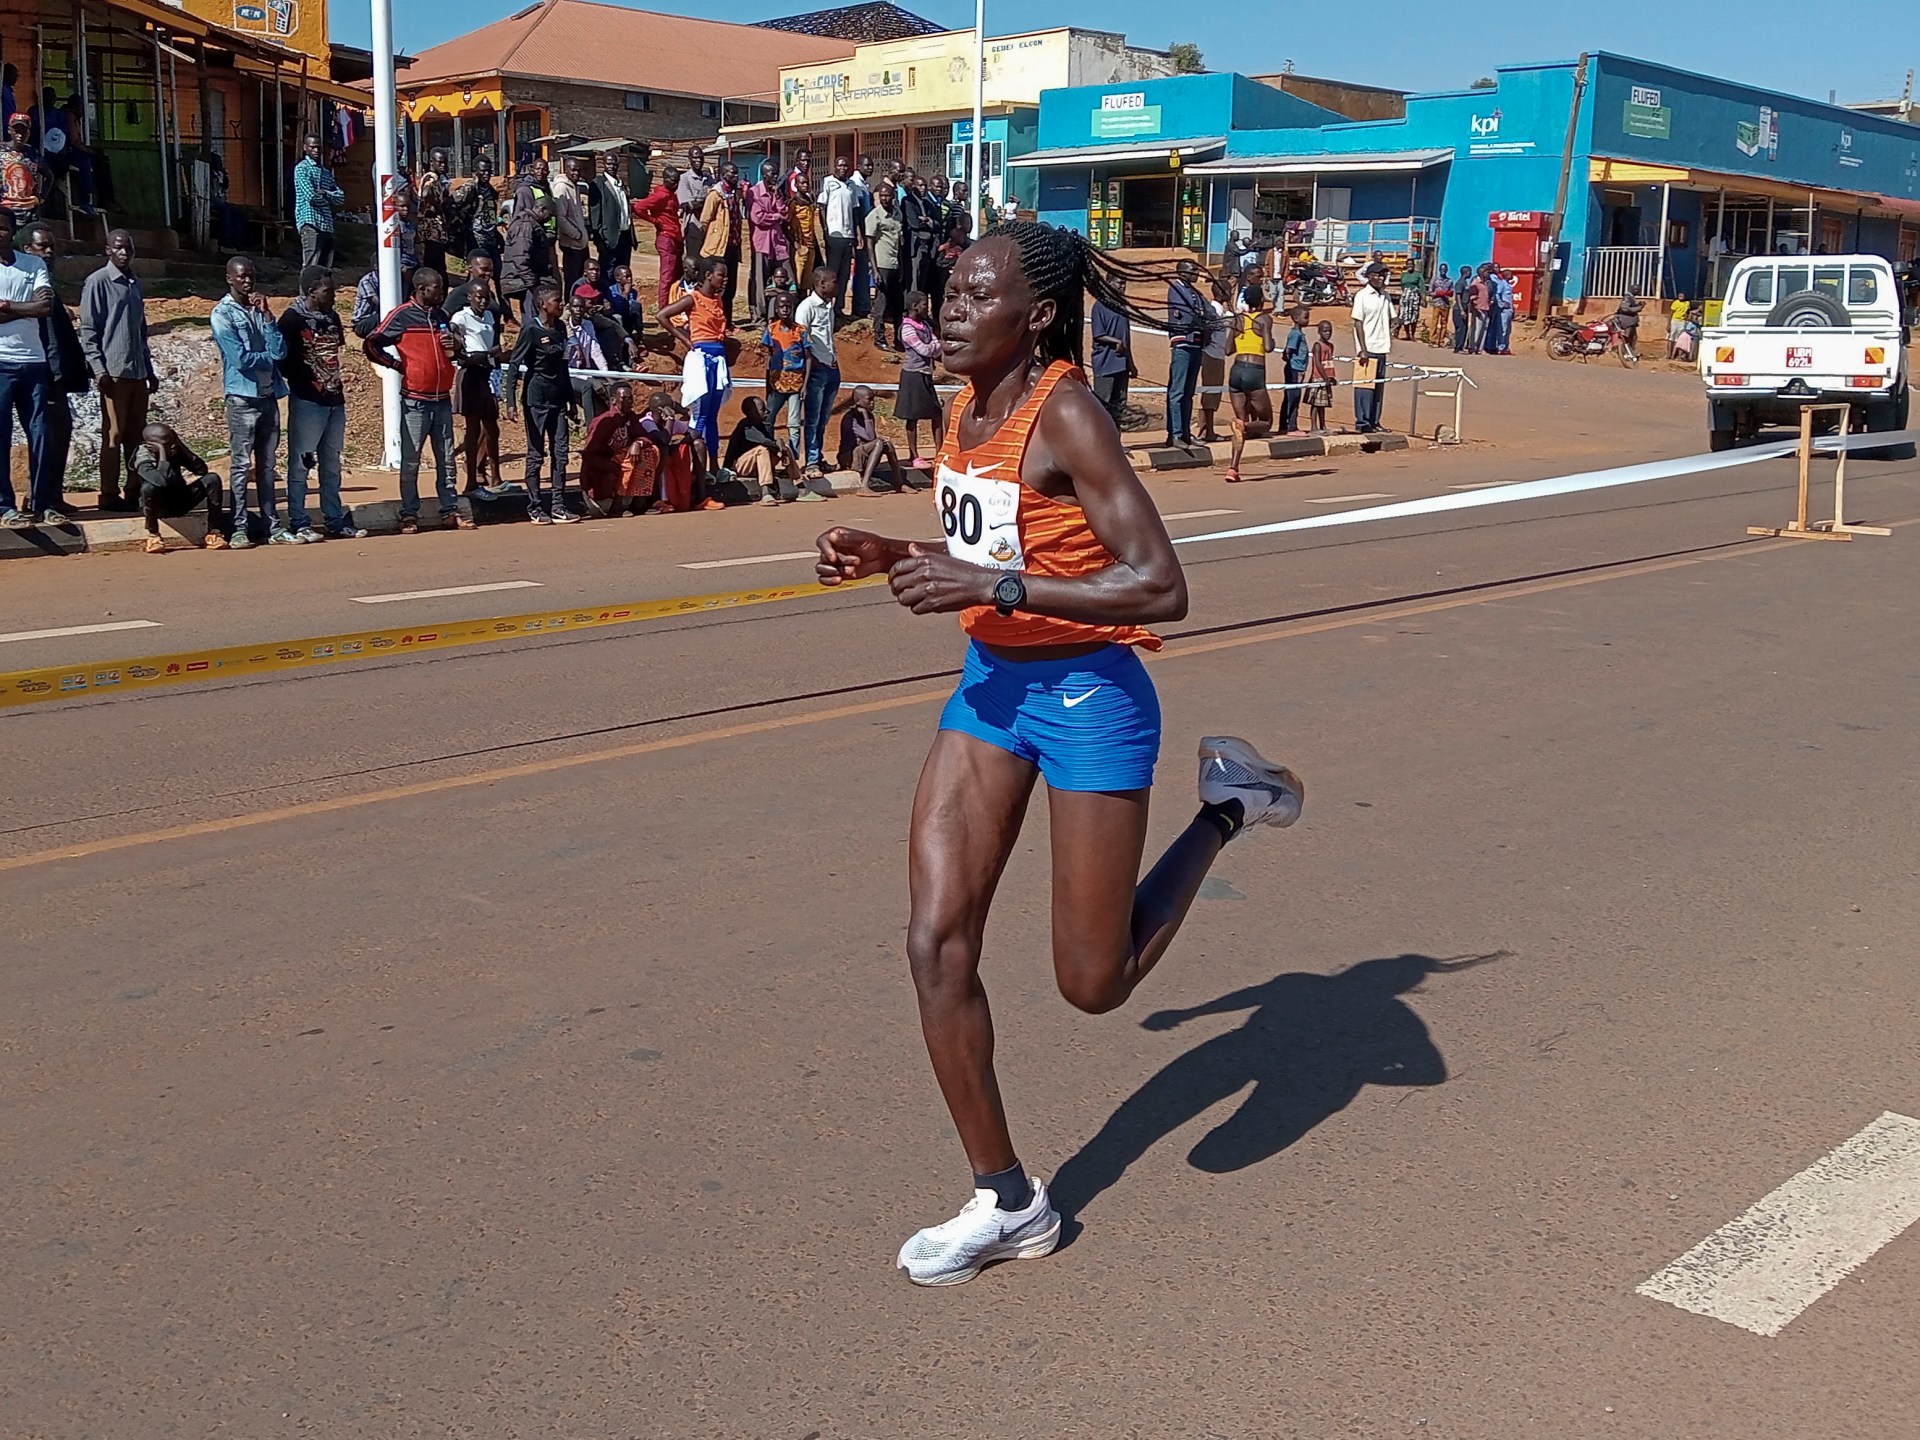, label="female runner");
[814,221,1306,1286]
